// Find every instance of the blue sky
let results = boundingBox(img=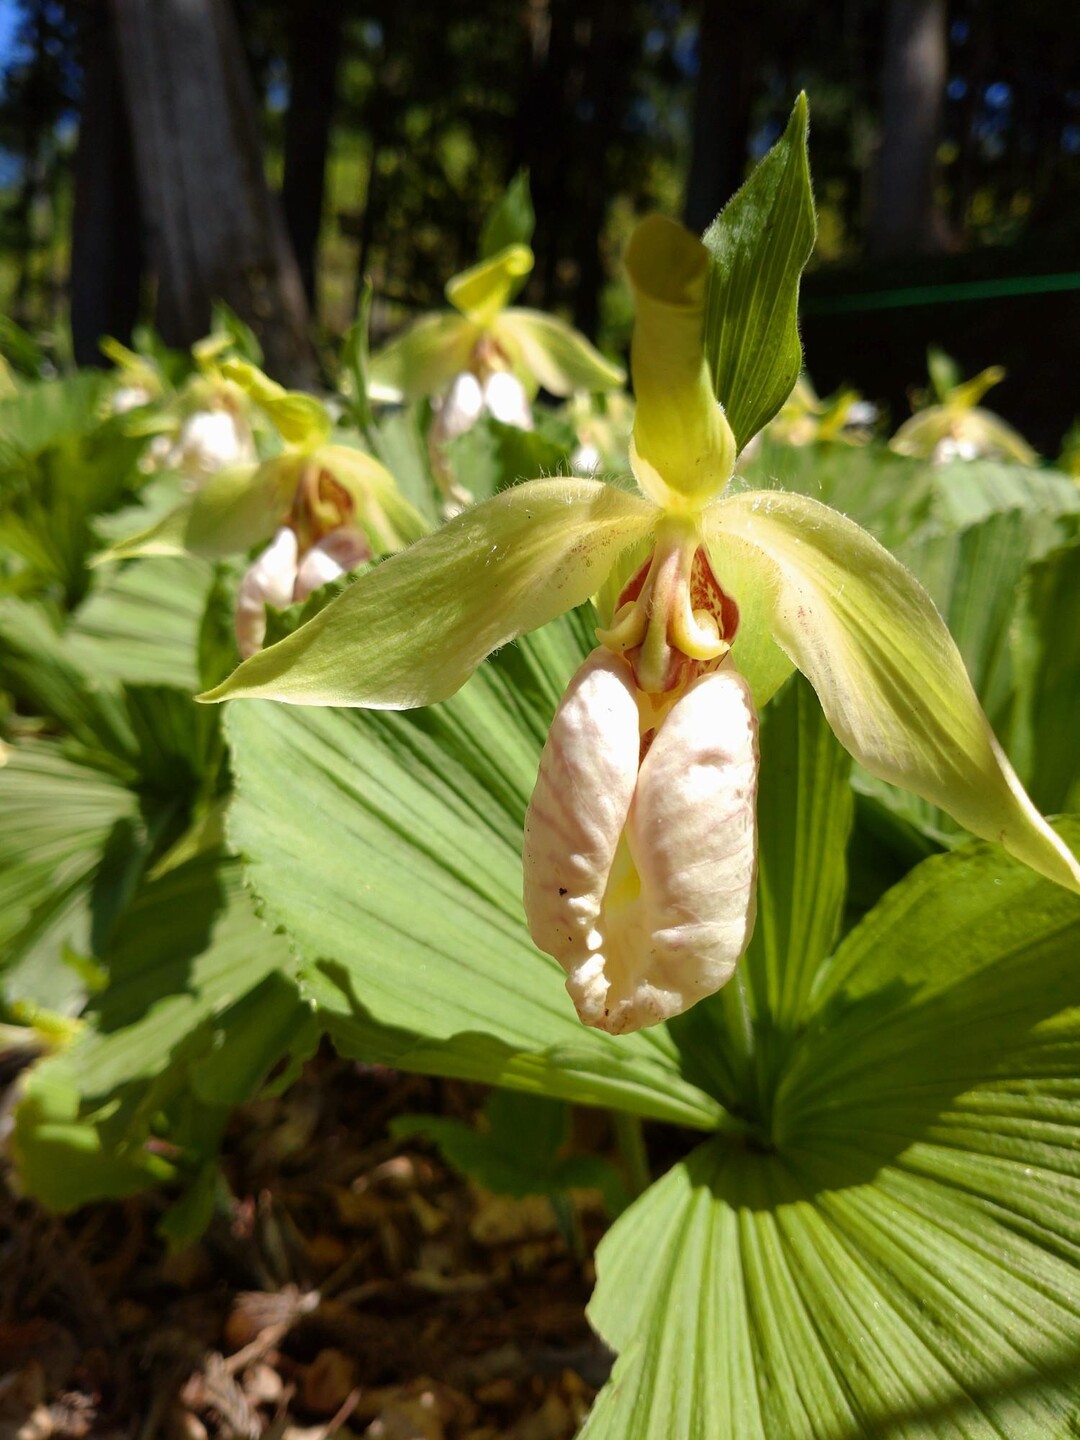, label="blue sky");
[0,0,20,72]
